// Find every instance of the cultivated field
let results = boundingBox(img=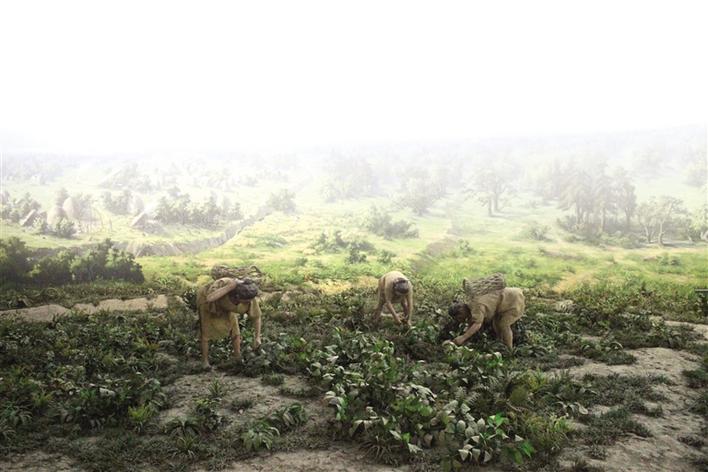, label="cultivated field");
[1,130,707,471]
